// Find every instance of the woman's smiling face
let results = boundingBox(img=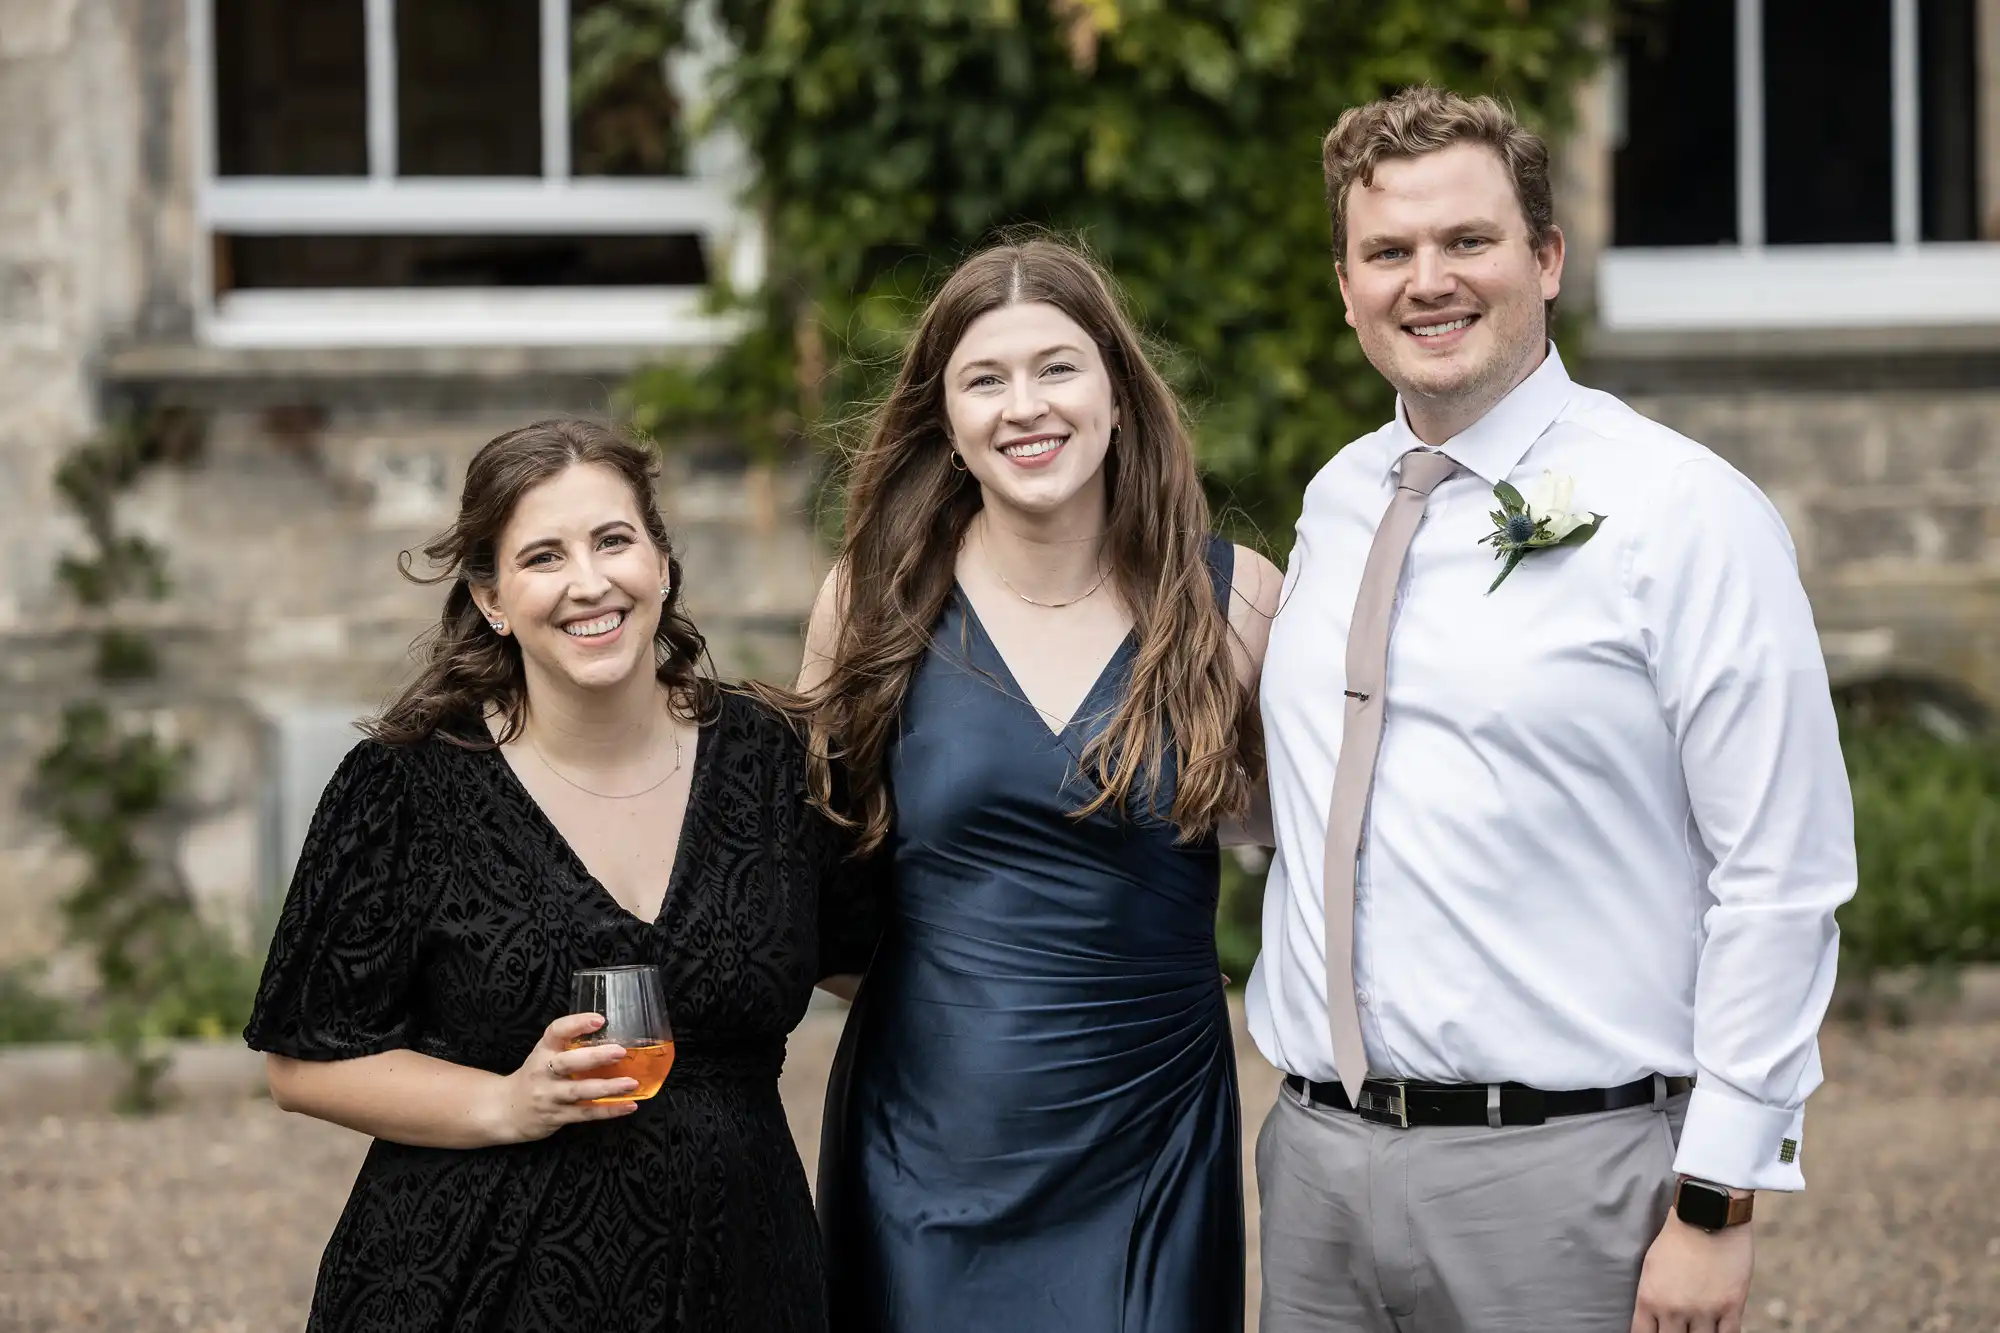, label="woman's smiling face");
[941,300,1121,525]
[477,462,673,697]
